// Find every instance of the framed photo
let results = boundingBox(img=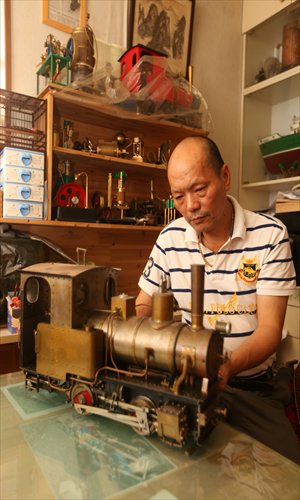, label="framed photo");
[42,0,87,34]
[128,0,195,77]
